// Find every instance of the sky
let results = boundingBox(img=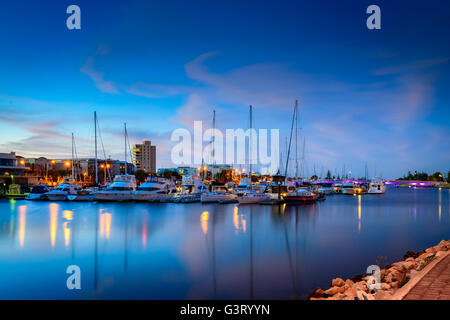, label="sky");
[0,0,449,178]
